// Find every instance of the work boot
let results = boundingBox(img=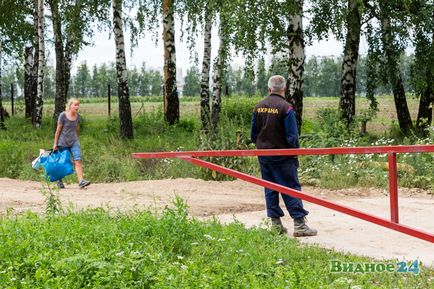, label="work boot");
[270,217,288,235]
[293,217,317,237]
[56,180,65,189]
